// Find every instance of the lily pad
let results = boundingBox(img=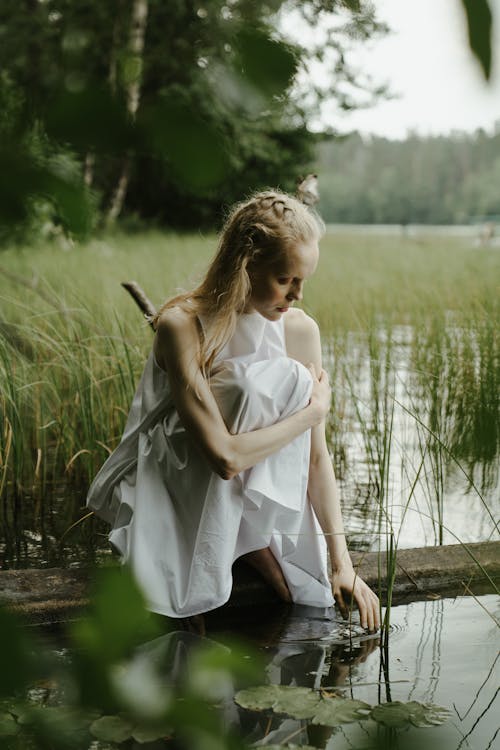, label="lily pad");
[235,685,282,711]
[90,714,134,743]
[311,697,371,727]
[371,701,451,728]
[235,685,321,718]
[131,723,173,743]
[272,687,322,719]
[0,712,20,736]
